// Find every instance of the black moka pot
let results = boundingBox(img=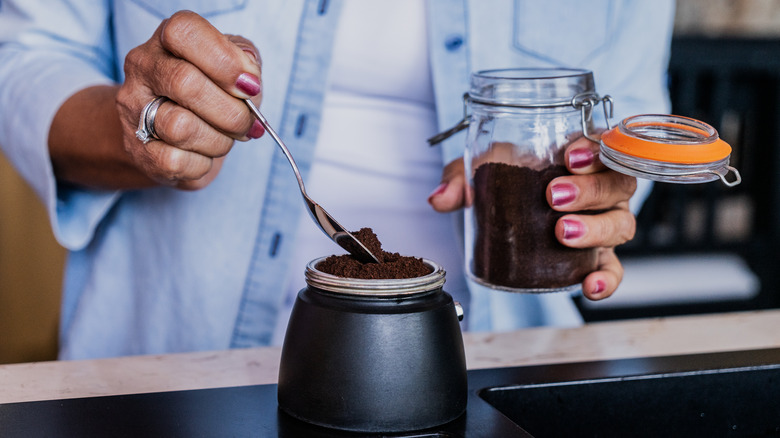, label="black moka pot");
[277,257,468,433]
